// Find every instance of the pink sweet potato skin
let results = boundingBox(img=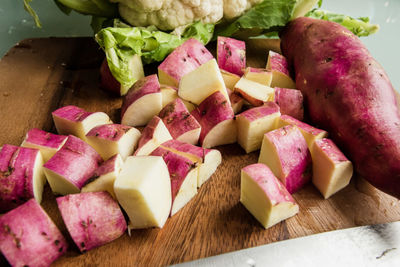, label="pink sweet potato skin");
[0,199,67,267]
[217,37,246,76]
[56,191,127,252]
[280,17,400,198]
[0,145,39,212]
[43,135,103,189]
